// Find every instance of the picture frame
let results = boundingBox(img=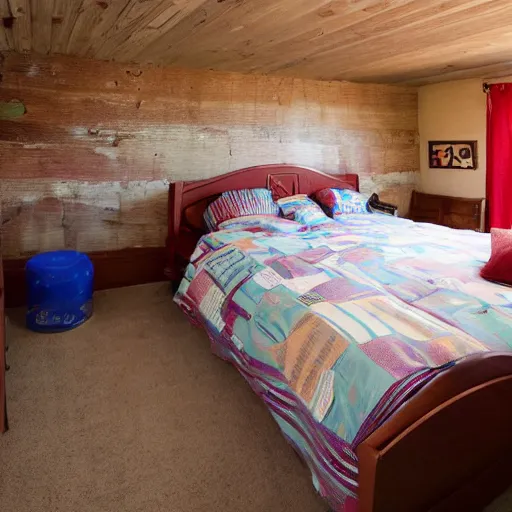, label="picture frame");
[428,140,478,170]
